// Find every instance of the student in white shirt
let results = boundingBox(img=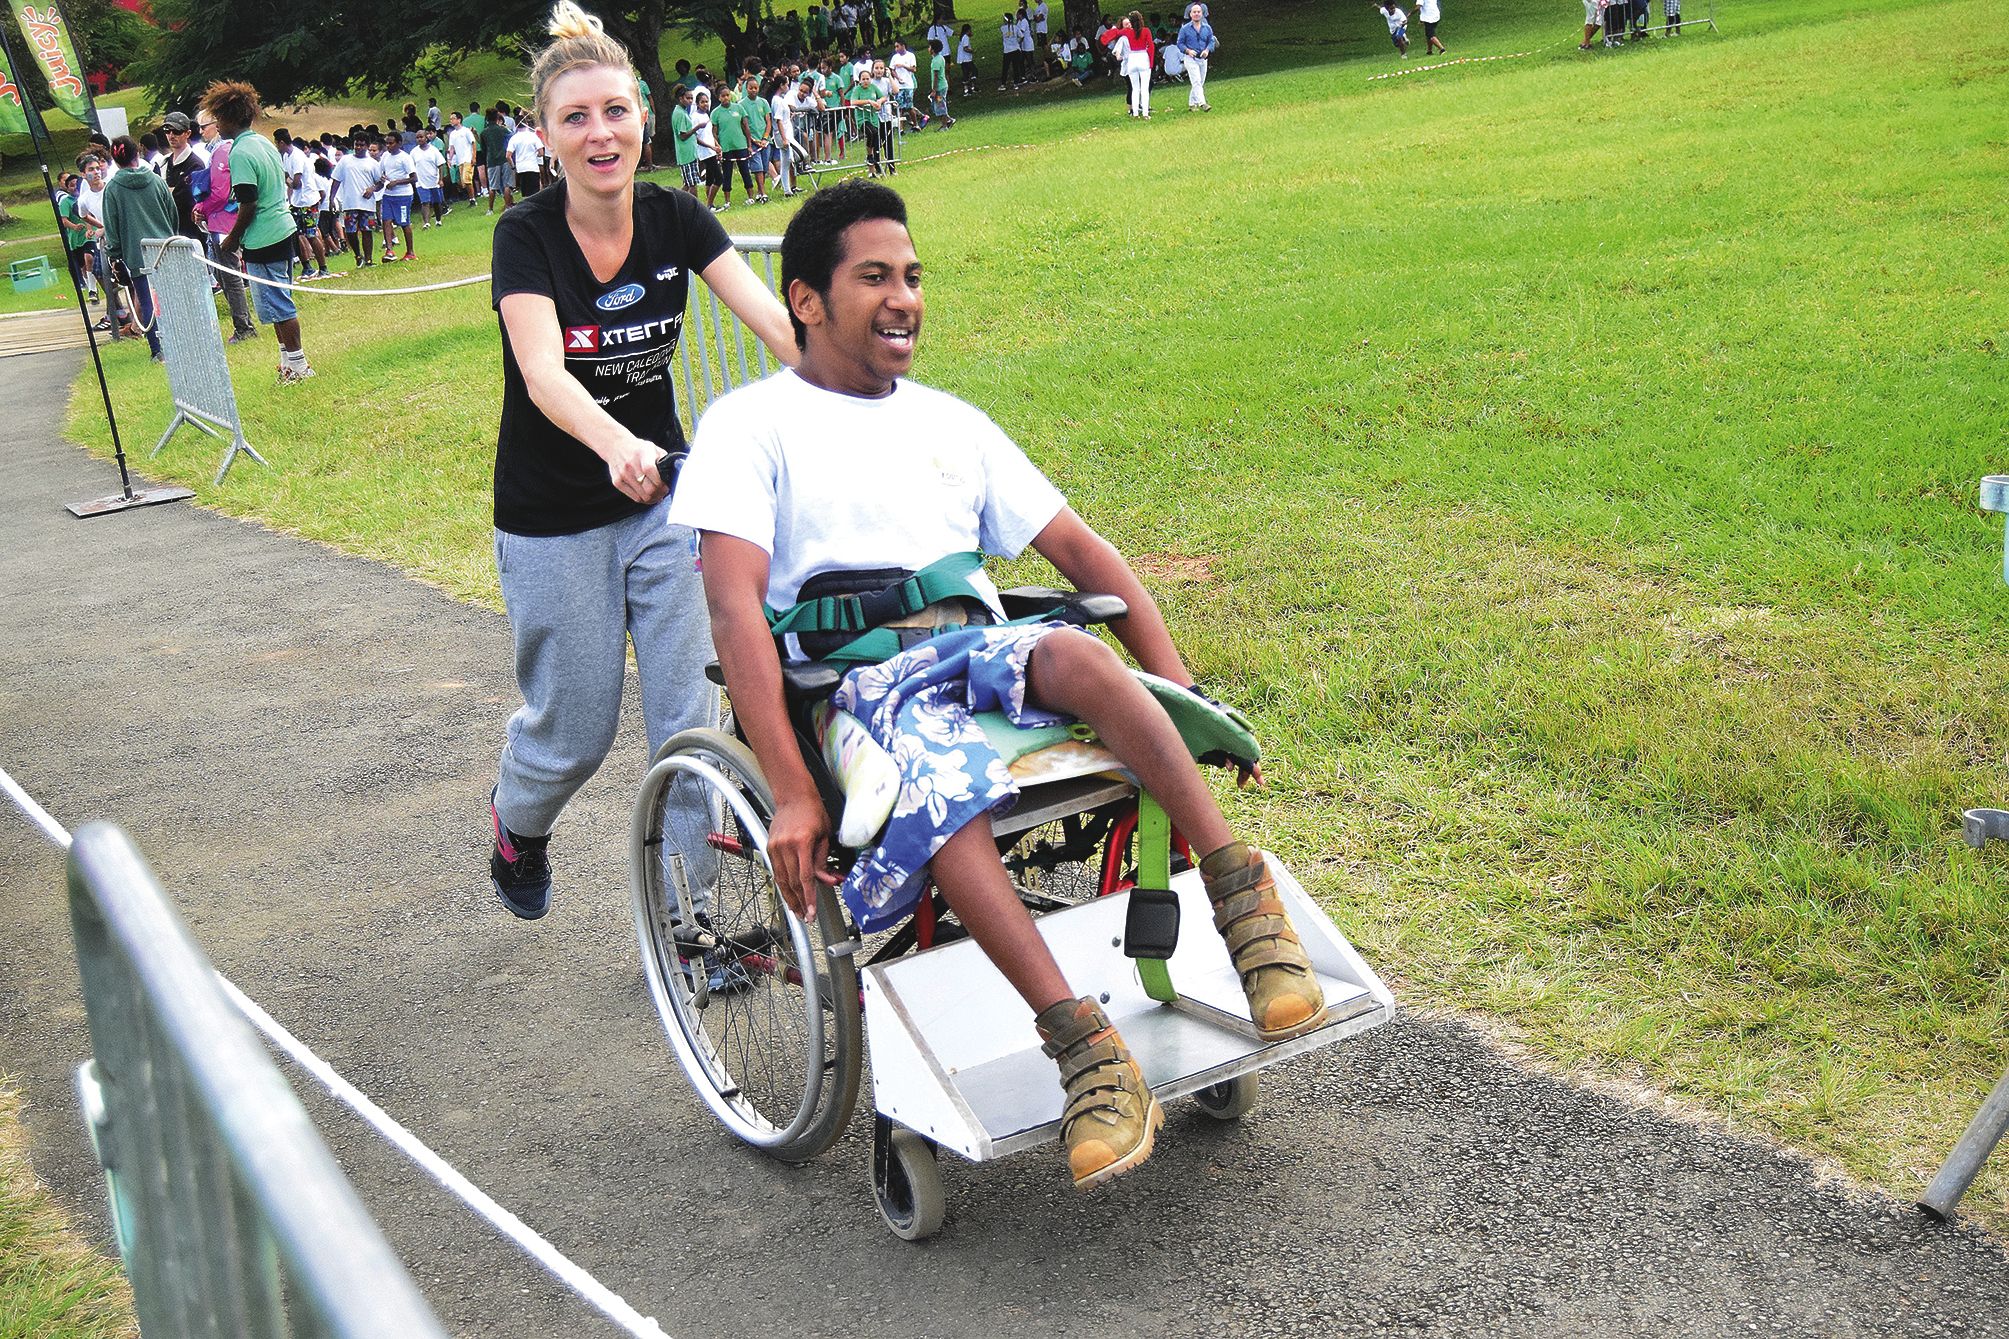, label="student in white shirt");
[376,137,418,260]
[998,10,1018,89]
[331,136,382,267]
[506,122,546,193]
[409,128,450,227]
